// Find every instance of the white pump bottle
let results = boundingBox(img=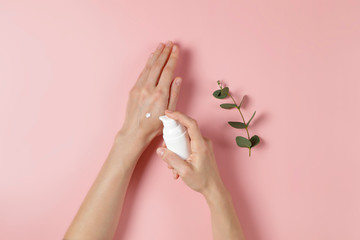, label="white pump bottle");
[159,115,190,160]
